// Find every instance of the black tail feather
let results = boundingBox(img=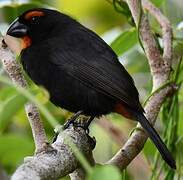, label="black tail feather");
[135,113,176,169]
